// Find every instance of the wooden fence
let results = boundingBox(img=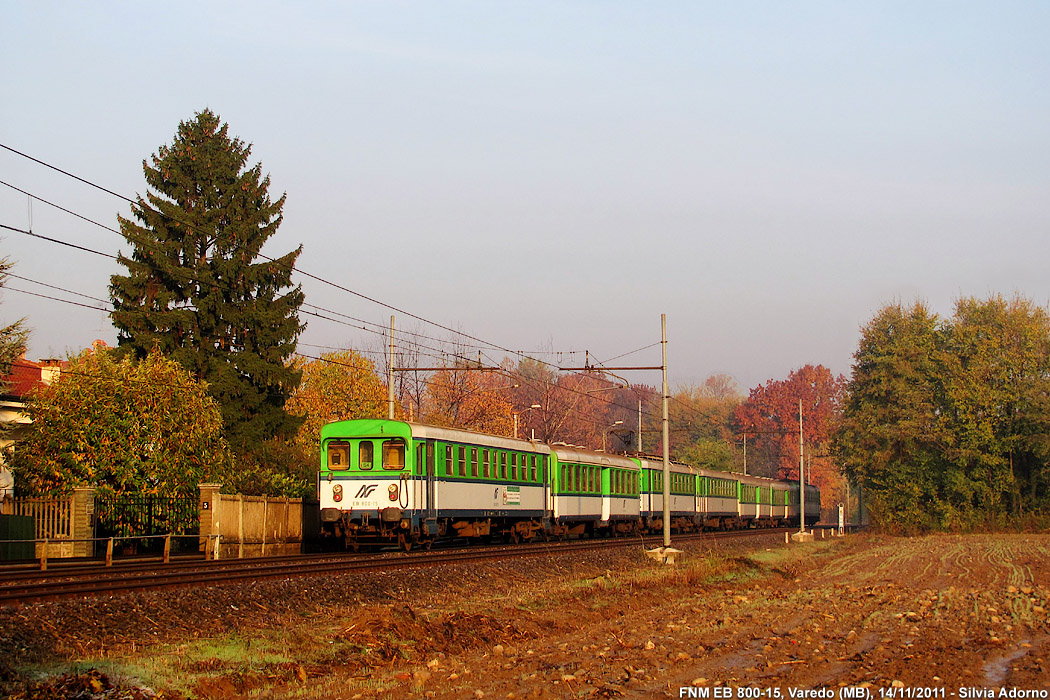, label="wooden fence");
[198,485,304,558]
[12,496,75,557]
